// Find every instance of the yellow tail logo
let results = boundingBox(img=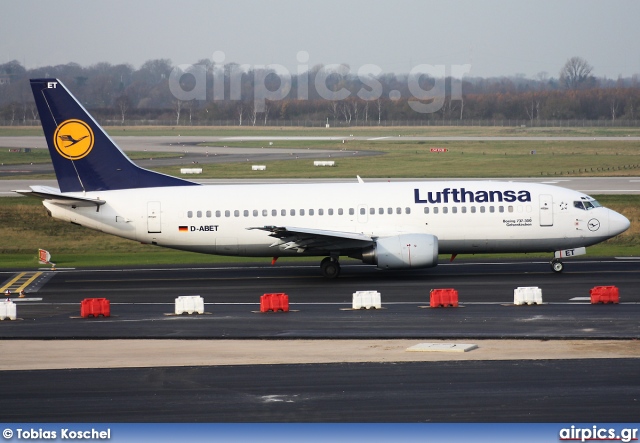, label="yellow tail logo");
[53,119,94,160]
